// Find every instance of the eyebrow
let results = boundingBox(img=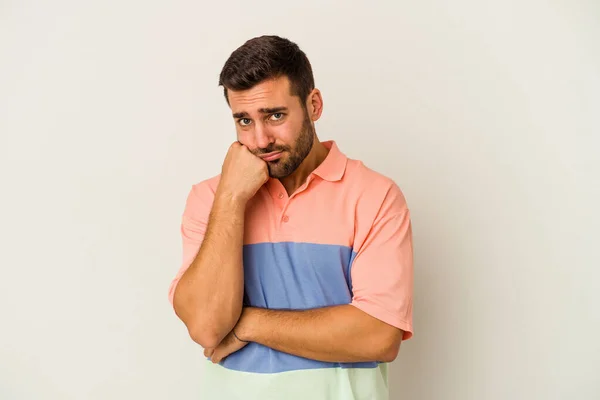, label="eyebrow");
[232,106,288,119]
